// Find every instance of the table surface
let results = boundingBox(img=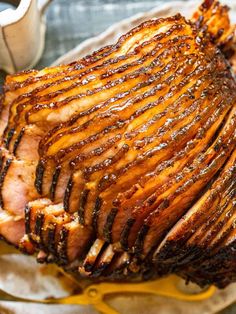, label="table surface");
[0,1,235,313]
[41,0,177,68]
